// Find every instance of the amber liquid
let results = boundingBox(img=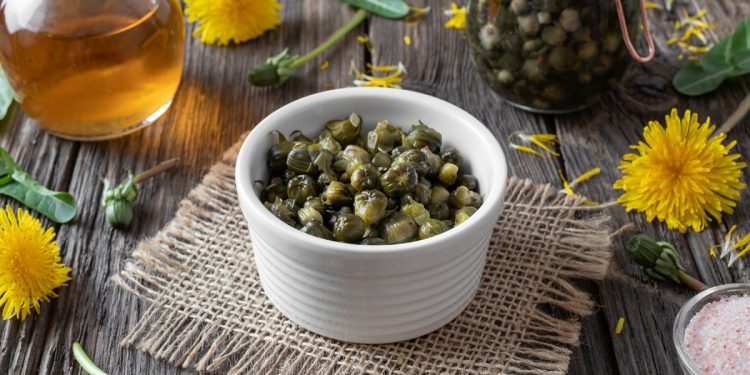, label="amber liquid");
[0,0,184,139]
